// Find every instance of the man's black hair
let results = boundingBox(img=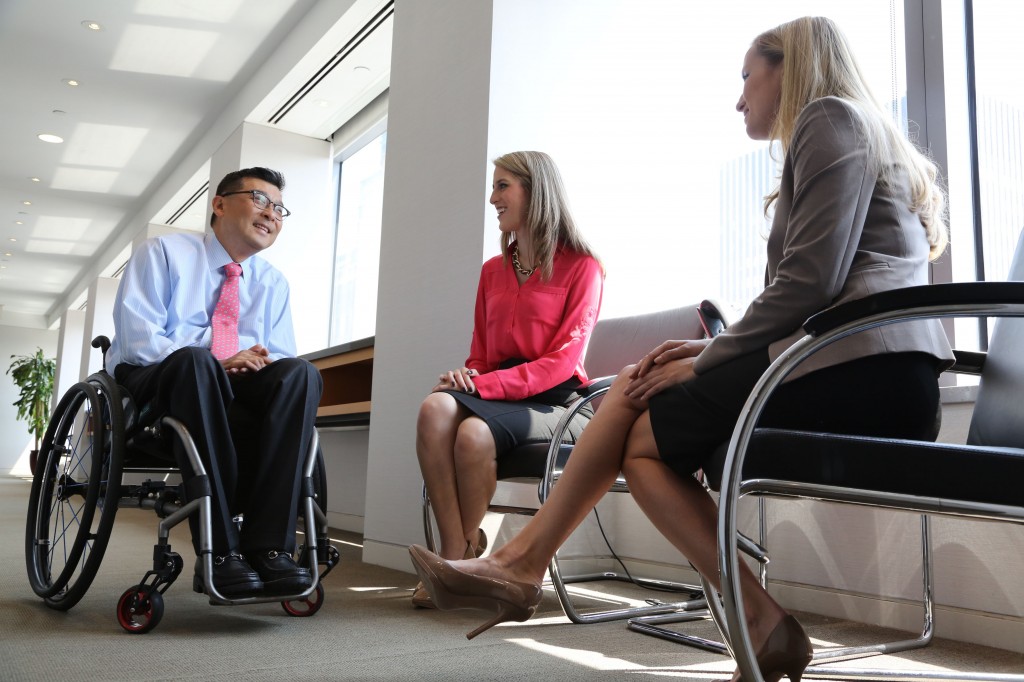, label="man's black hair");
[211,167,286,226]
